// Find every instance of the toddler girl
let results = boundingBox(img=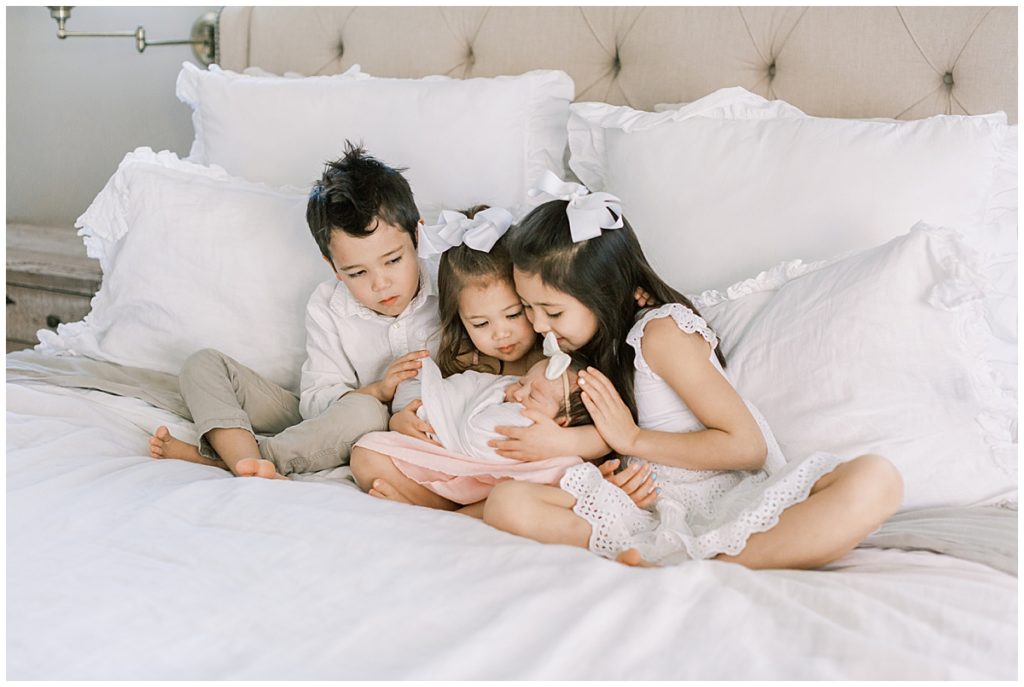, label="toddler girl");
[482,175,904,569]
